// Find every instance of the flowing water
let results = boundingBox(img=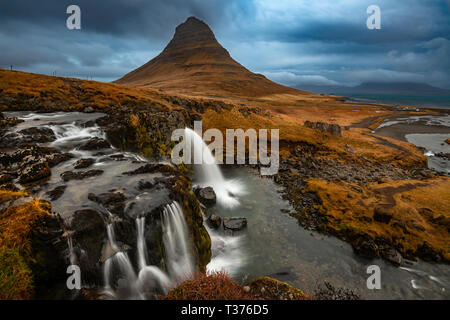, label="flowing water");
[5,111,195,299]
[4,111,450,300]
[186,128,450,300]
[375,114,450,174]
